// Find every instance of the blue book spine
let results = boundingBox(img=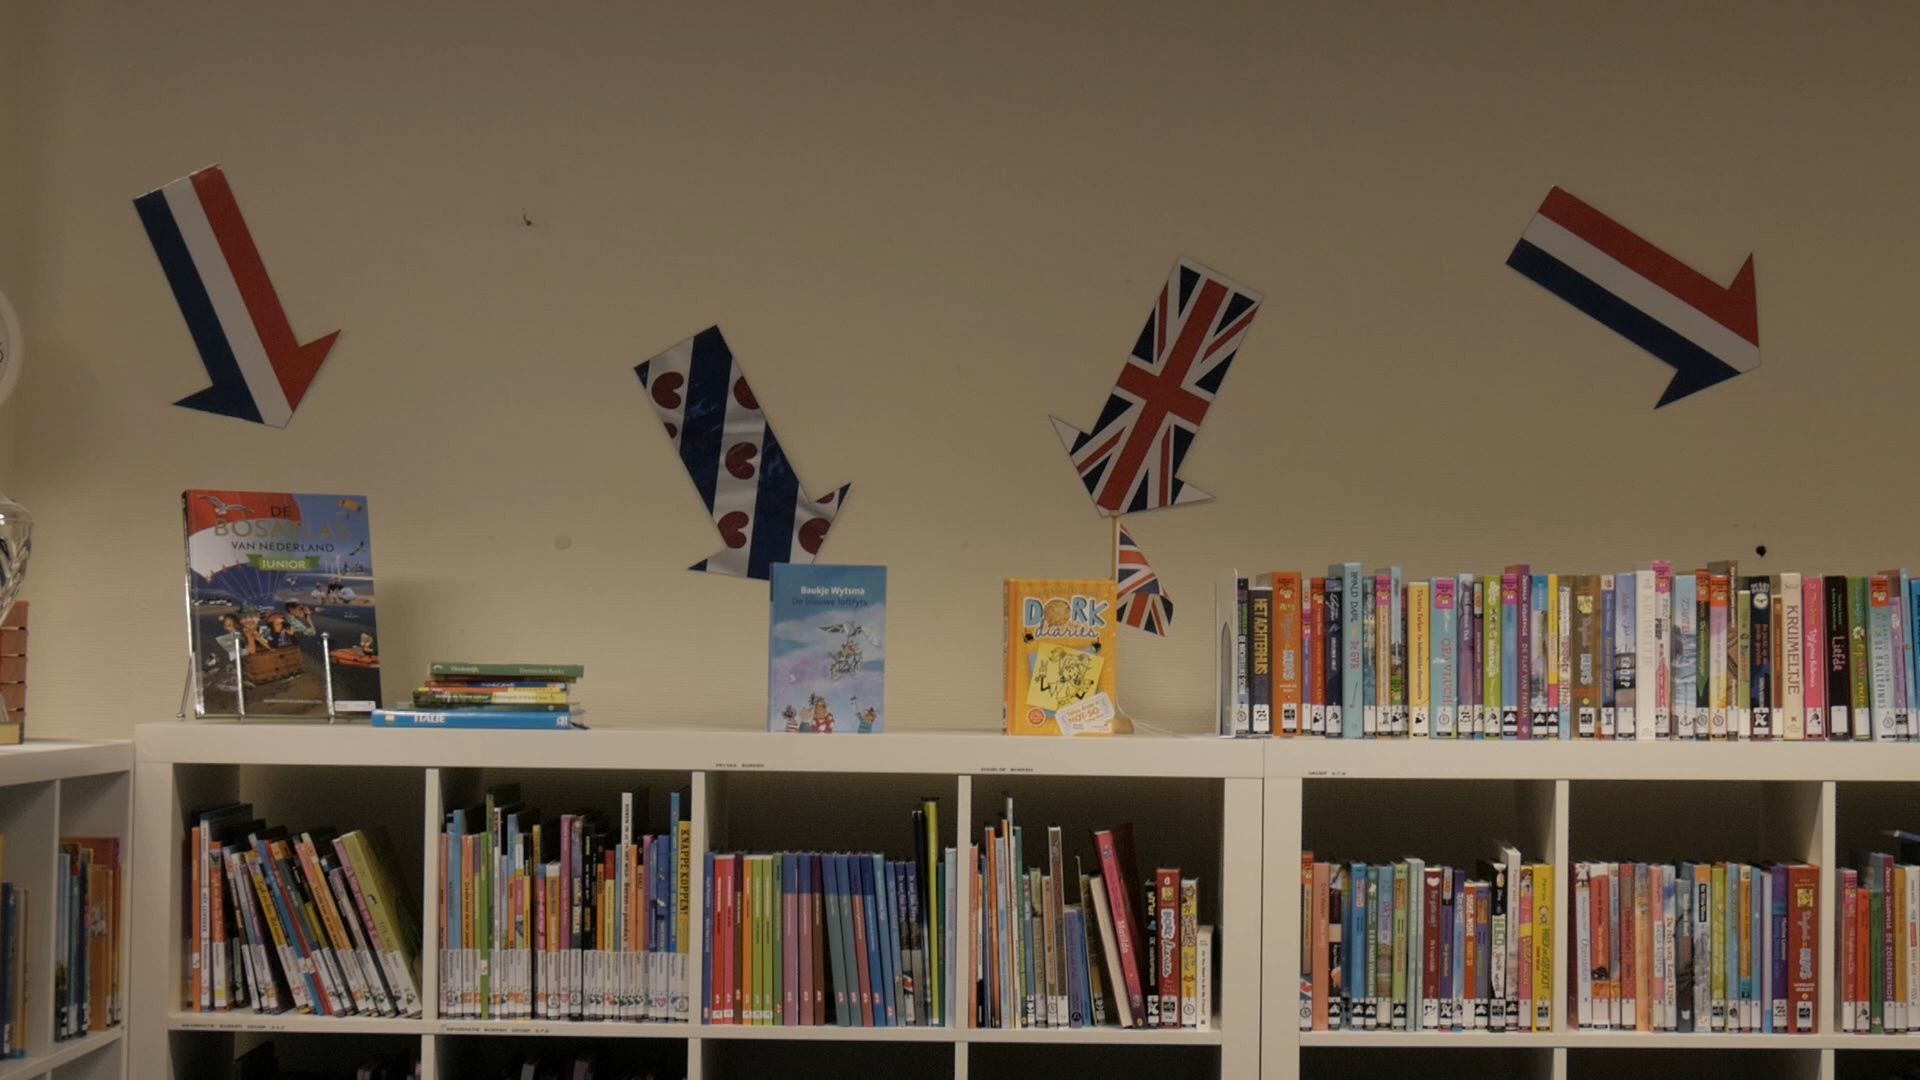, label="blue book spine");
[1531,573,1551,738]
[1348,862,1366,1026]
[701,852,715,1024]
[1617,572,1638,738]
[371,709,578,730]
[1324,569,1345,737]
[835,855,859,1027]
[668,792,682,952]
[1451,868,1467,1028]
[867,856,892,1026]
[1674,574,1699,739]
[1432,578,1456,738]
[876,856,900,1026]
[1342,562,1364,738]
[1064,906,1089,1028]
